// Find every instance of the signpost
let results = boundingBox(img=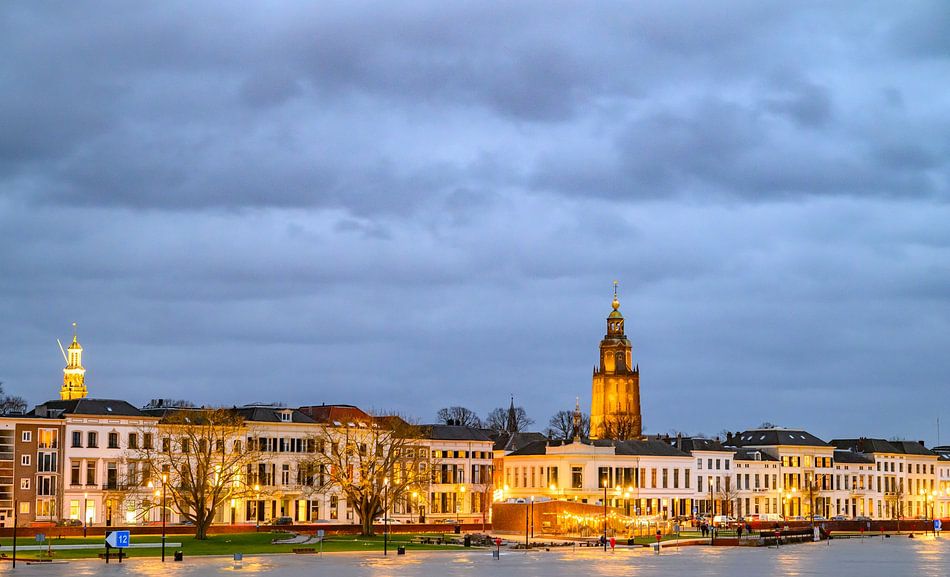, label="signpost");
[317,529,325,554]
[105,530,131,564]
[935,519,942,537]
